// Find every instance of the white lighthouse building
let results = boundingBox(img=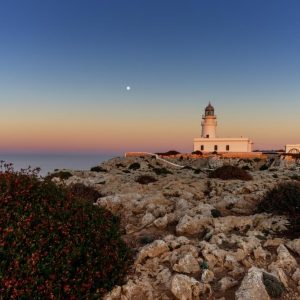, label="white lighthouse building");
[194,103,253,153]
